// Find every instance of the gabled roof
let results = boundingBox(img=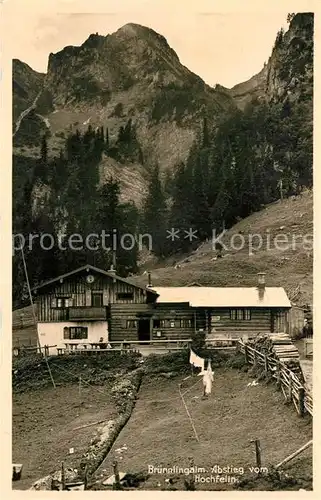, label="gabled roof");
[150,287,291,308]
[31,264,158,294]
